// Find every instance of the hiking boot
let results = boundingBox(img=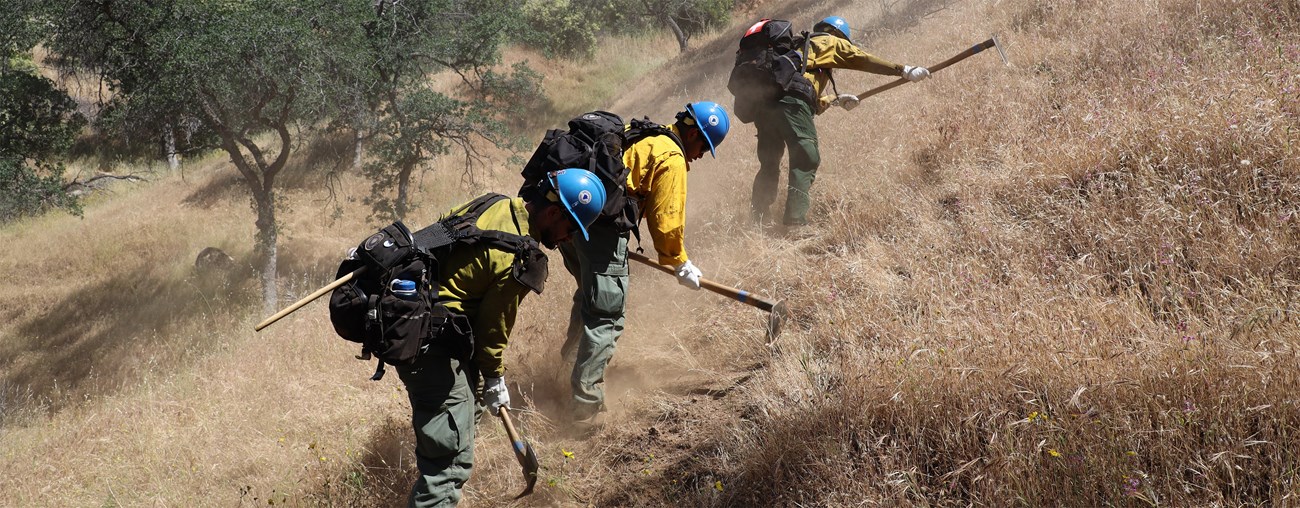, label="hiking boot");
[783,223,816,240]
[559,338,577,363]
[571,401,607,422]
[568,402,608,436]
